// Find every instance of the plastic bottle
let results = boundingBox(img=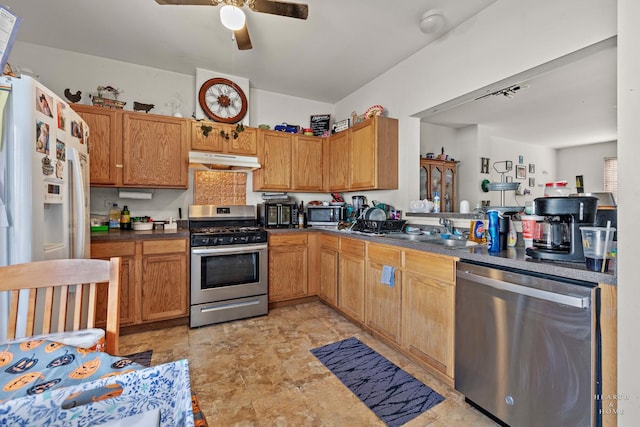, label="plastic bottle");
[108,203,120,229]
[120,205,131,230]
[433,192,440,213]
[487,210,500,252]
